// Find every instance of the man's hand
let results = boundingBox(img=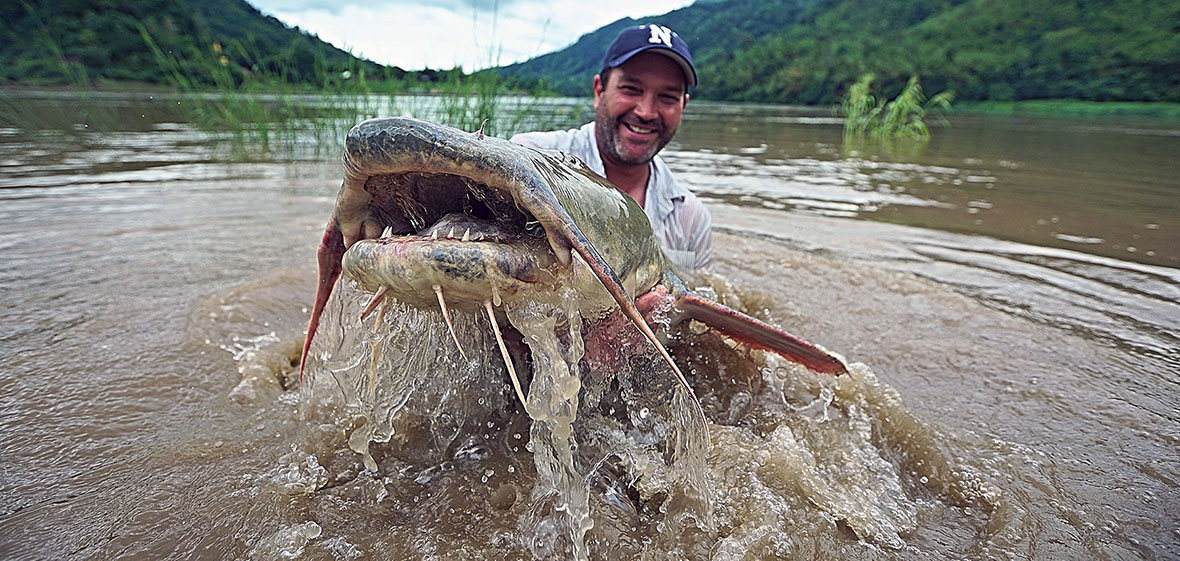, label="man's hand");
[582,285,676,369]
